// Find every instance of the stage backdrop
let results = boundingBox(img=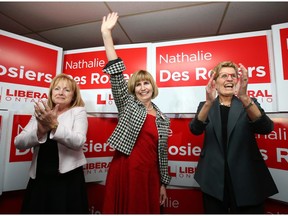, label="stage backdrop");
[0,112,10,195]
[0,30,63,114]
[63,44,151,113]
[0,30,62,191]
[7,113,288,203]
[272,22,288,111]
[152,30,277,113]
[1,23,288,207]
[0,111,12,195]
